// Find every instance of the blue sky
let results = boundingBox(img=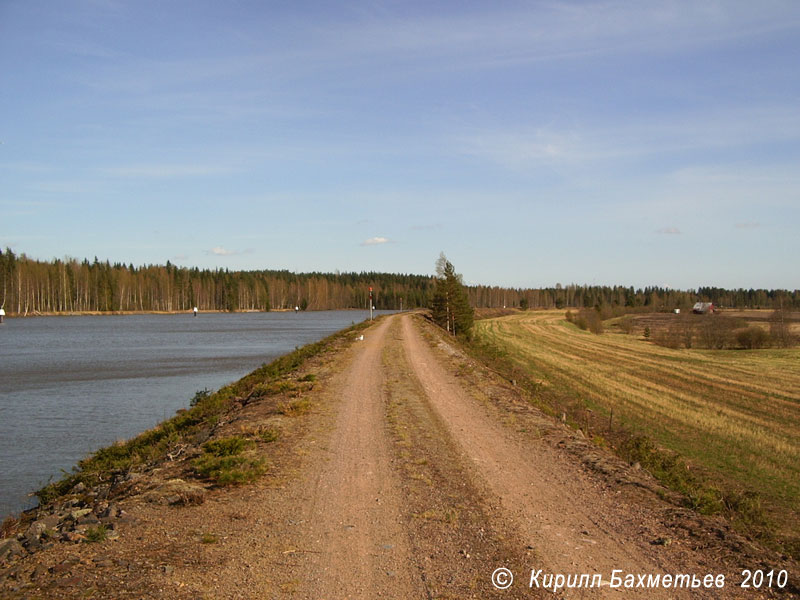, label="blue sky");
[2,1,798,289]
